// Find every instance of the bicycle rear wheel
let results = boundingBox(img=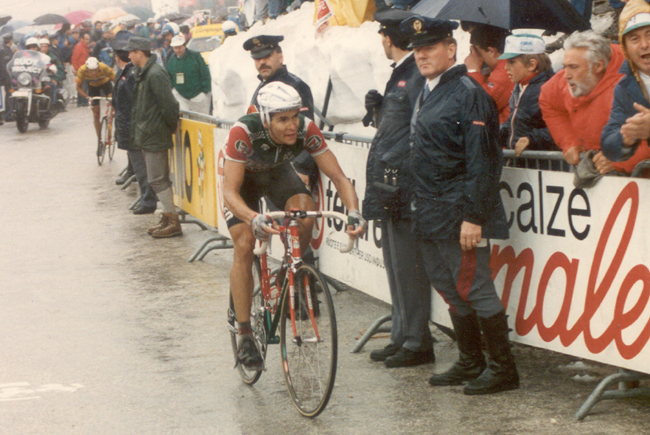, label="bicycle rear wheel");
[97,116,107,166]
[280,263,337,418]
[228,256,267,385]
